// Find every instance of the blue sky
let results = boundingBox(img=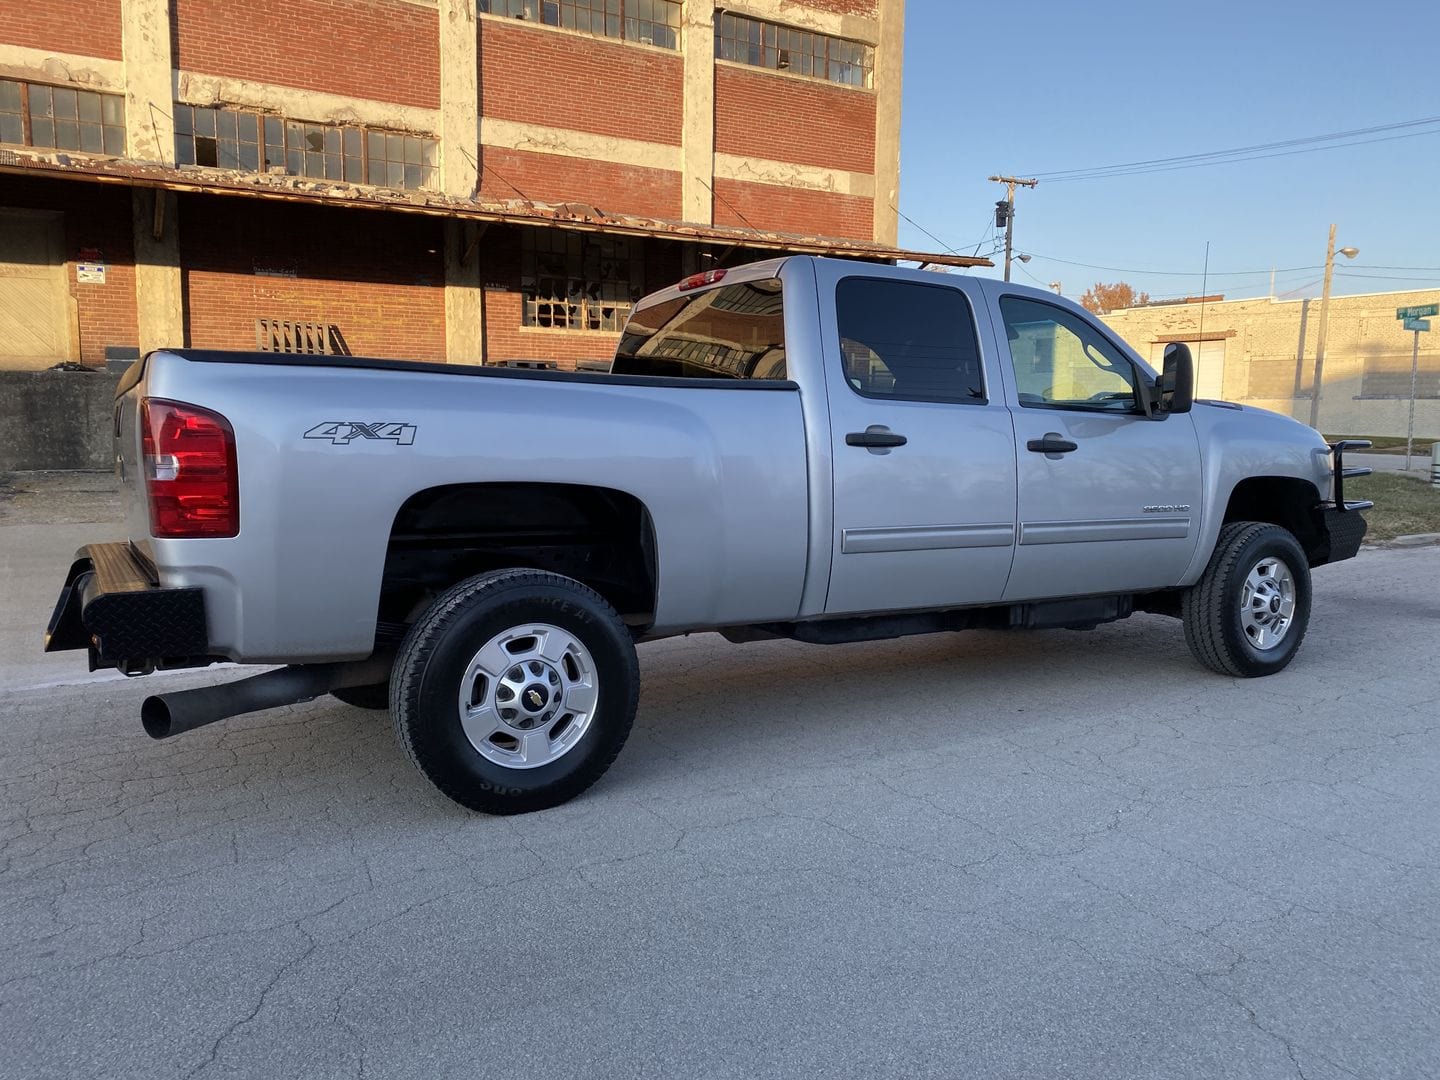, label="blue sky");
[897,0,1440,302]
